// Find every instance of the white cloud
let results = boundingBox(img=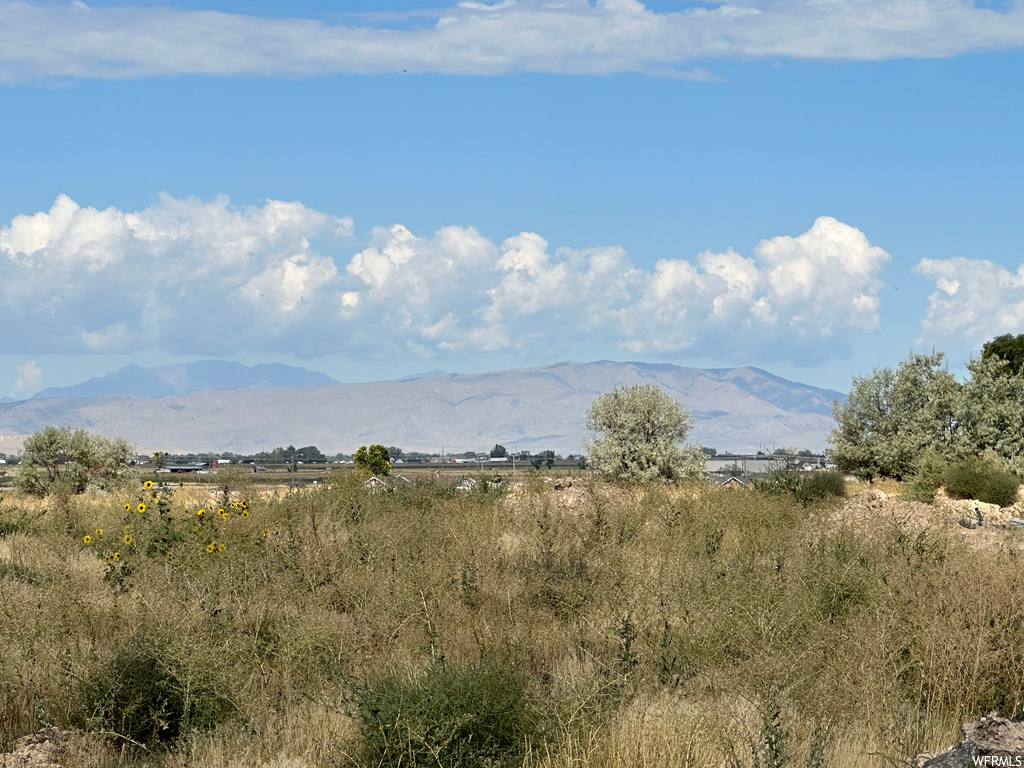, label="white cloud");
[13,361,42,395]
[0,195,889,364]
[916,256,1024,355]
[1,0,1024,81]
[0,194,353,357]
